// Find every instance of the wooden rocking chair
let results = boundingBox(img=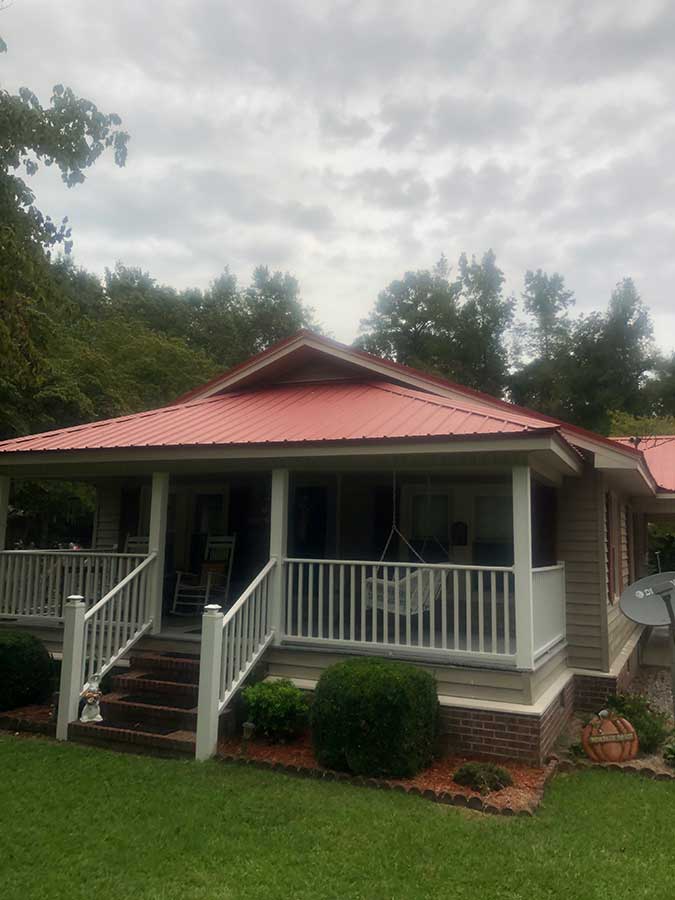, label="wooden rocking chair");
[171,535,236,616]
